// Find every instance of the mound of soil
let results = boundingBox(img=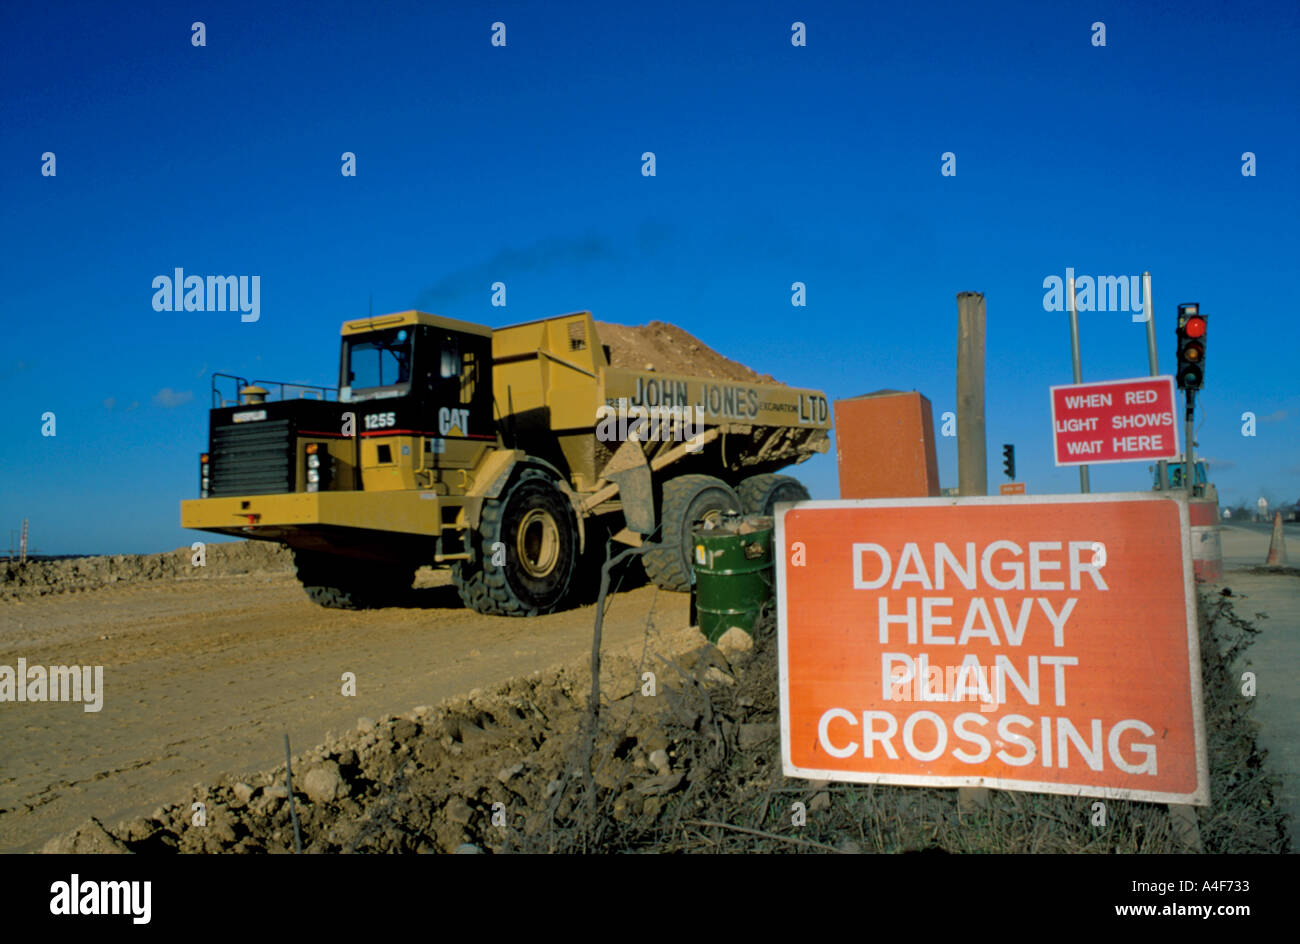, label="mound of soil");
[45,588,1288,854]
[595,321,780,385]
[0,541,293,600]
